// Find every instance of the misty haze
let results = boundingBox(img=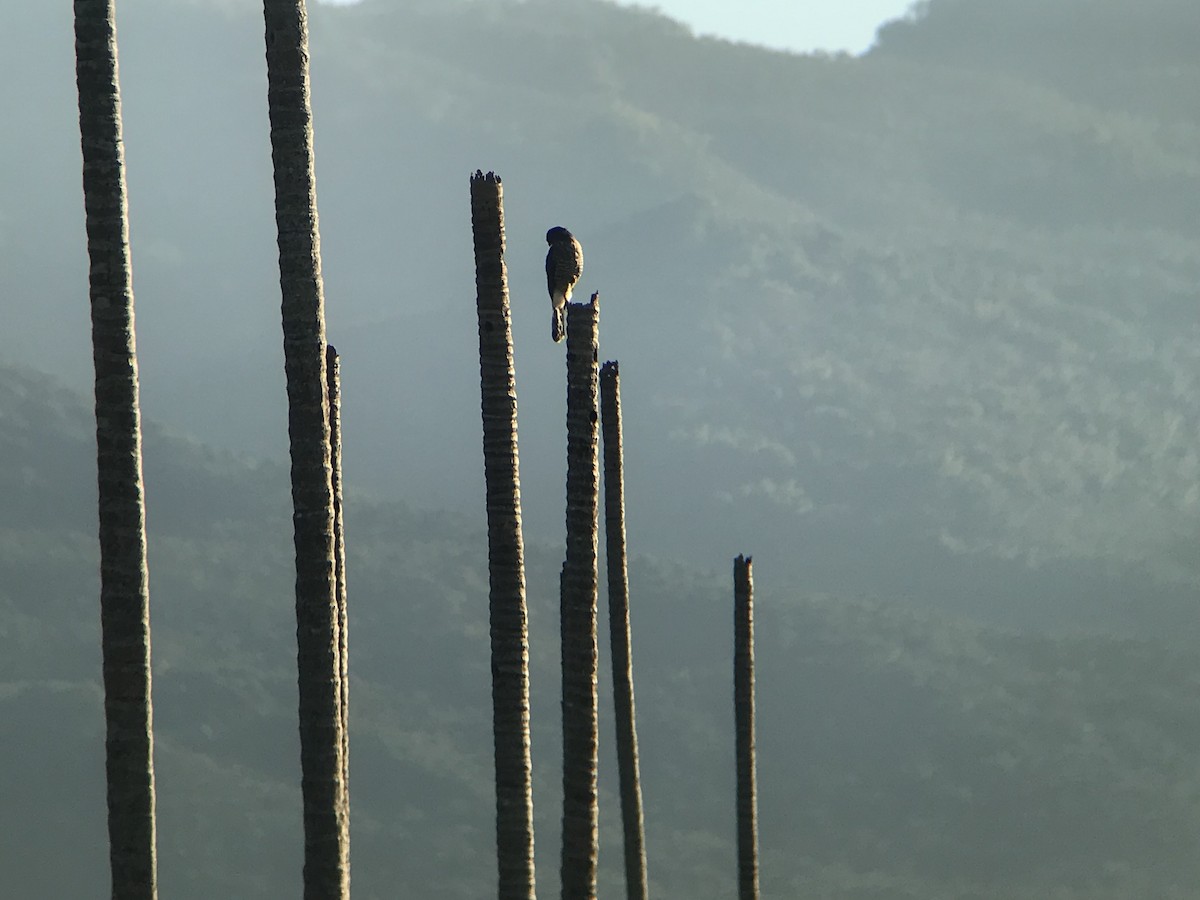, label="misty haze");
[2,0,1198,897]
